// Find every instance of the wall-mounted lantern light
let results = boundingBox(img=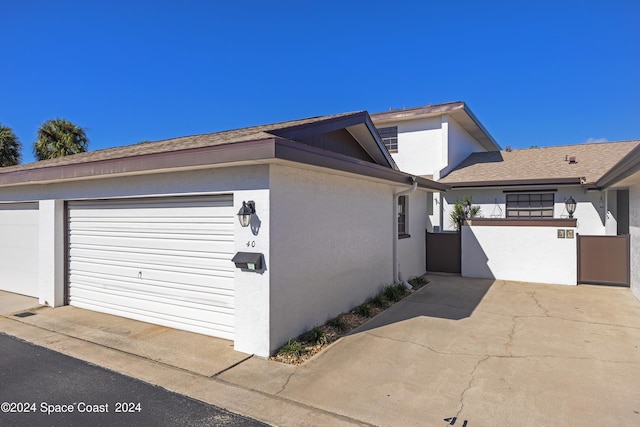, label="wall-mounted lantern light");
[565,196,576,219]
[237,201,255,227]
[463,200,472,219]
